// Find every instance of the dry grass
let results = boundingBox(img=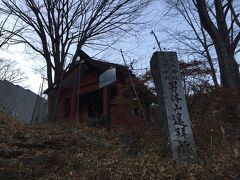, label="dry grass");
[0,110,239,179]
